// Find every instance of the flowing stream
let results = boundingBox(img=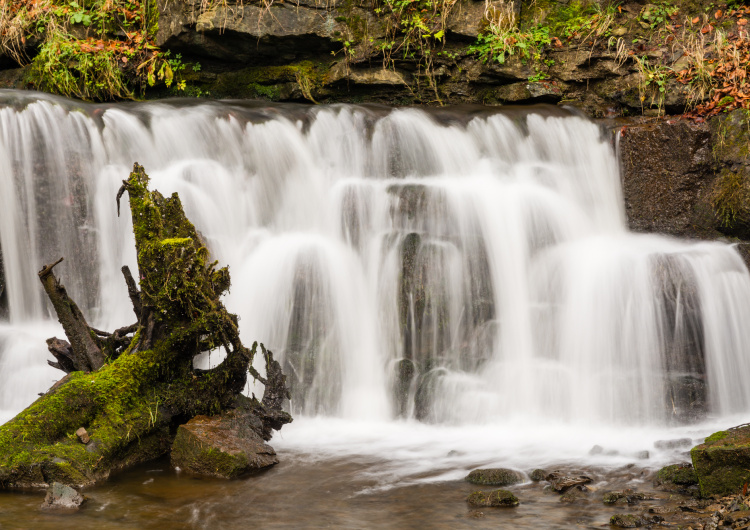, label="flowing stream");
[1,92,750,525]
